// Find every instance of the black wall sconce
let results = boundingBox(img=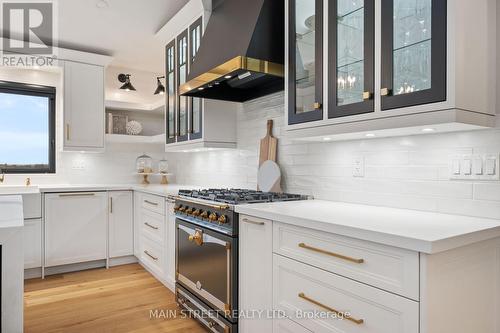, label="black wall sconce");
[154,76,165,95]
[118,73,136,91]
